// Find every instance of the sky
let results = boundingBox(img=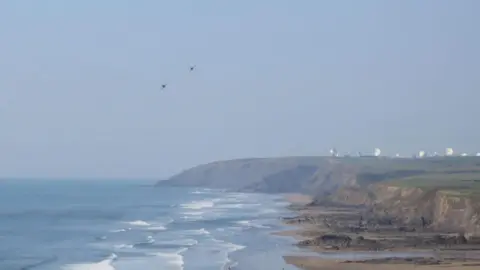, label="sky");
[0,0,479,179]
